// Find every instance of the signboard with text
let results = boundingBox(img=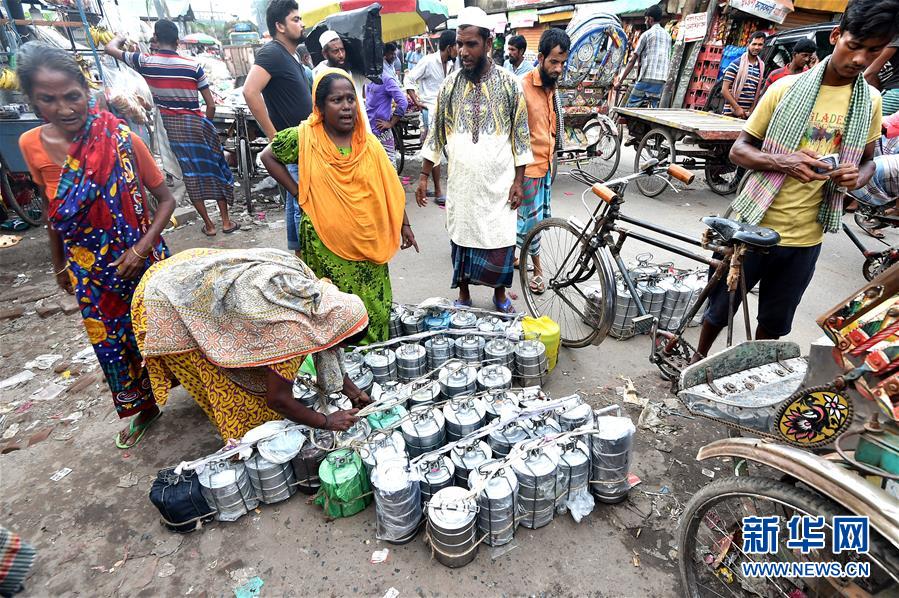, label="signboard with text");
[679,12,708,42]
[729,0,792,24]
